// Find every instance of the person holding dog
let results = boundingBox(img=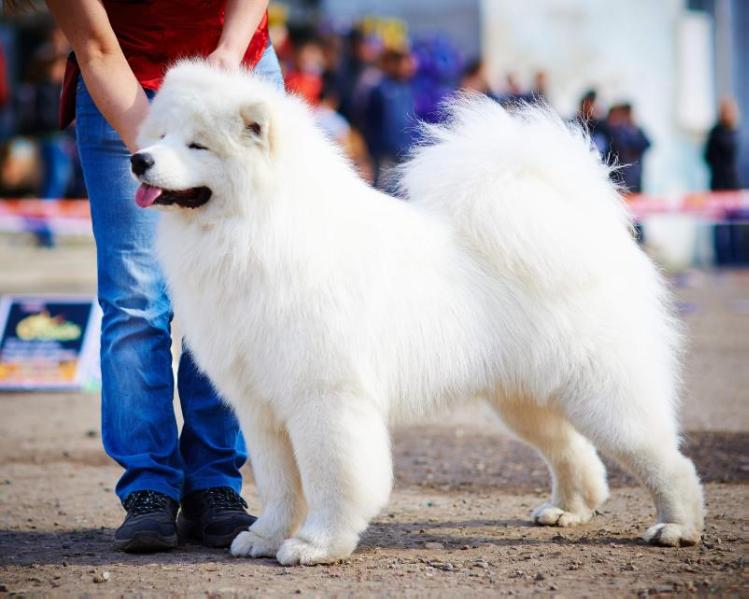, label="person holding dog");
[33,0,283,552]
